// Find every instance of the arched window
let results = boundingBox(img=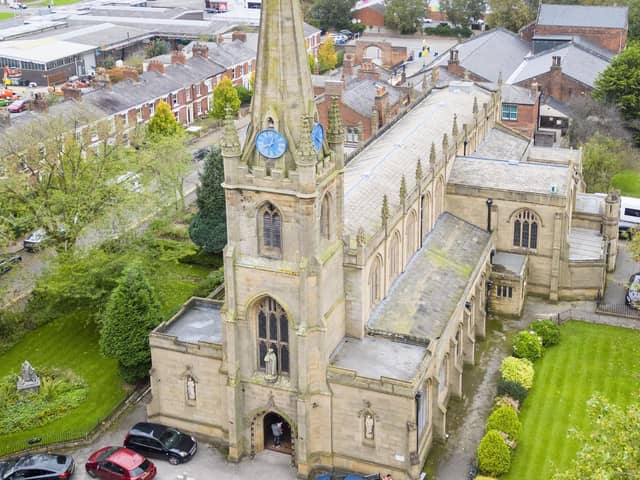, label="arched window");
[512,209,540,249]
[390,232,401,278]
[260,202,282,255]
[438,357,448,396]
[434,176,445,219]
[320,194,331,240]
[406,210,417,256]
[257,297,289,374]
[369,257,382,307]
